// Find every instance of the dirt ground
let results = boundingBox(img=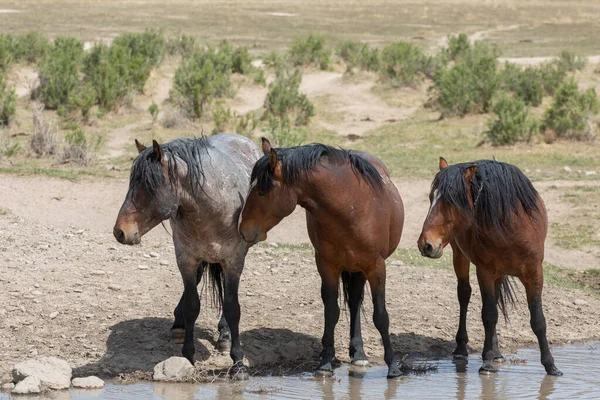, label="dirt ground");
[1,173,599,384]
